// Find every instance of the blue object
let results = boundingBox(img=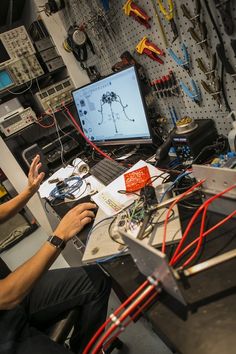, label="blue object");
[50,176,83,200]
[179,79,201,104]
[167,43,190,72]
[100,0,110,11]
[159,171,191,203]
